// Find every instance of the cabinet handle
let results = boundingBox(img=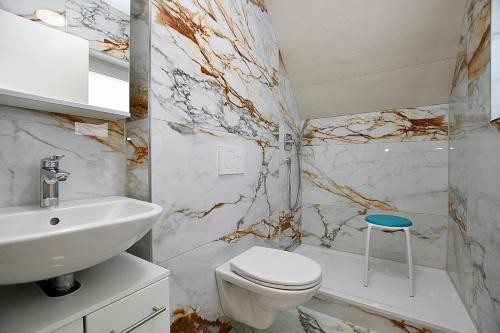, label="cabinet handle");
[110,306,166,333]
